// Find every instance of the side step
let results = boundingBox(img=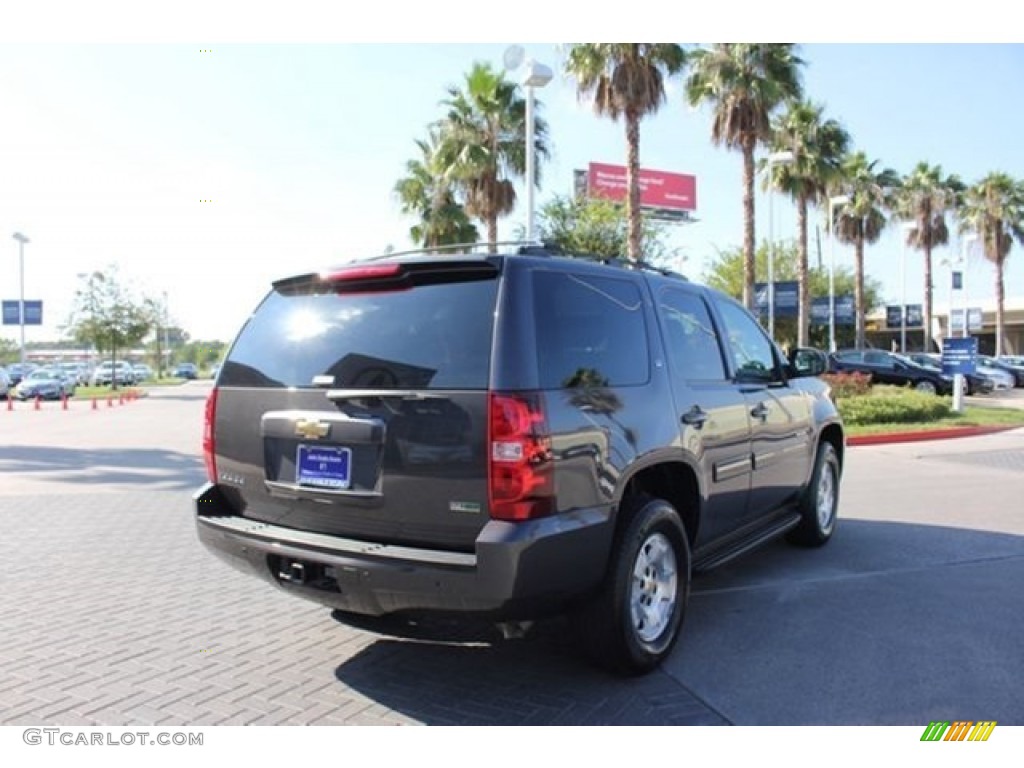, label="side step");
[693,513,801,573]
